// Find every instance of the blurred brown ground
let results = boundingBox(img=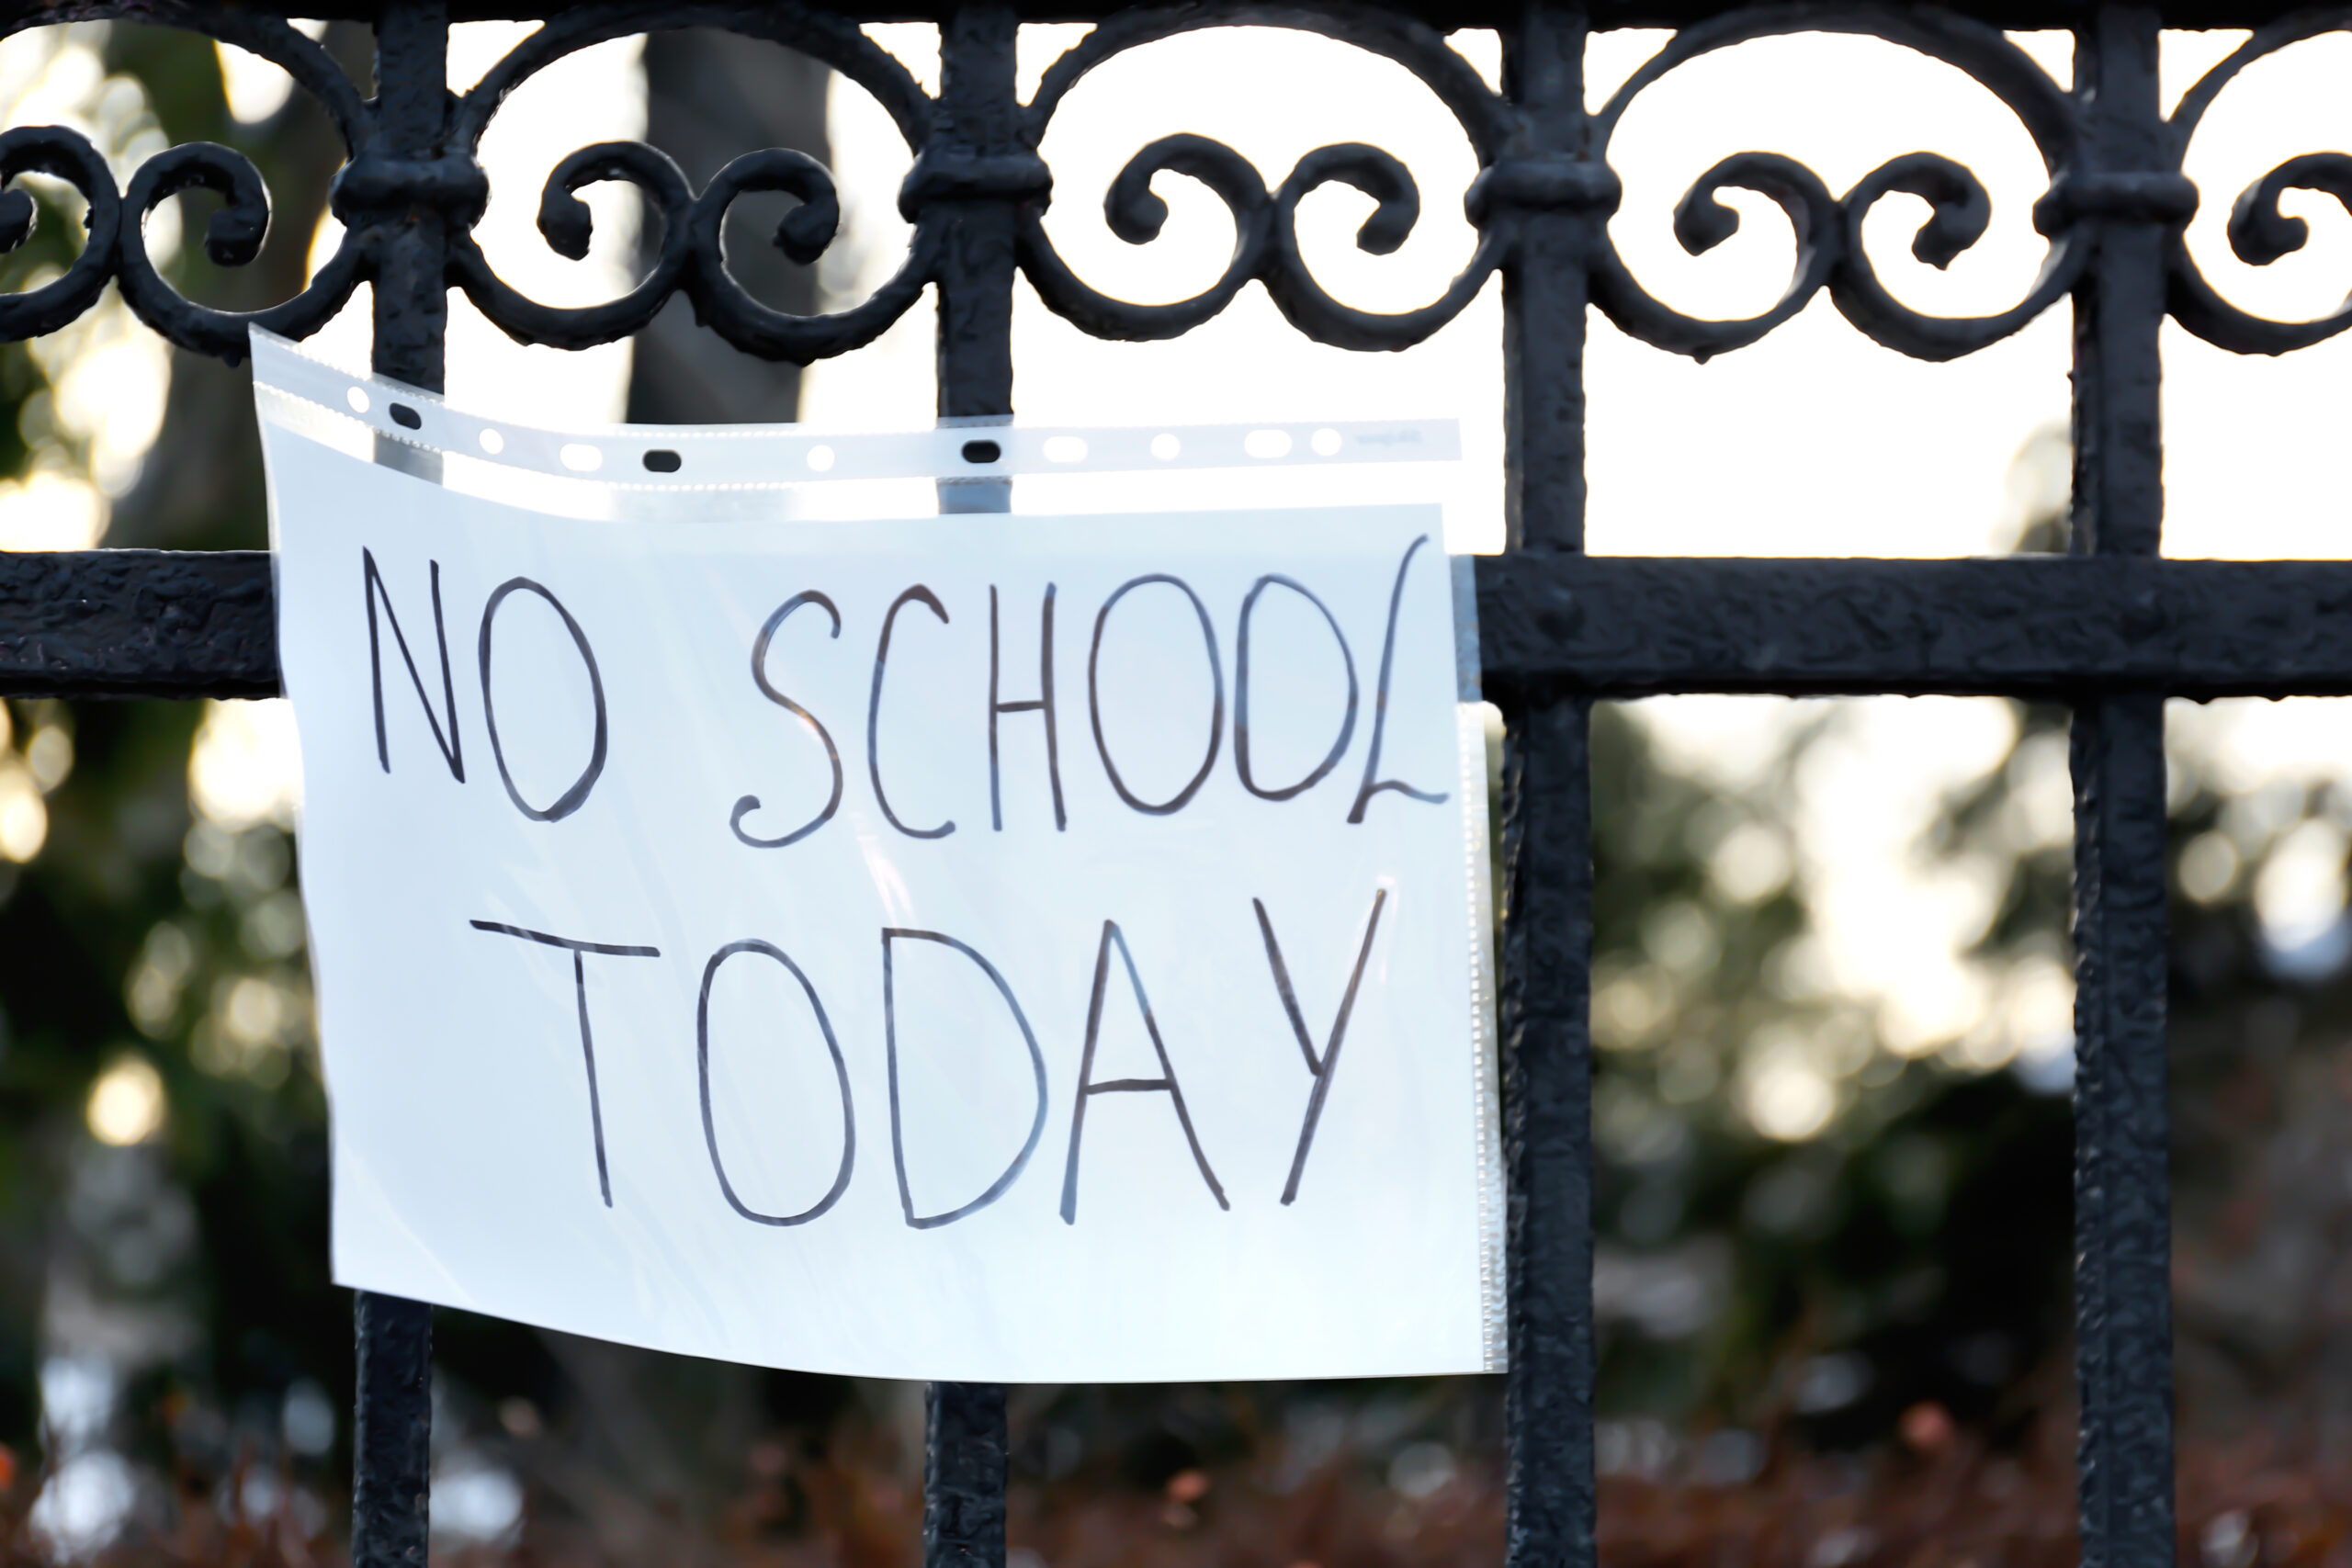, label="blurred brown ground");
[19,1403,2352,1568]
